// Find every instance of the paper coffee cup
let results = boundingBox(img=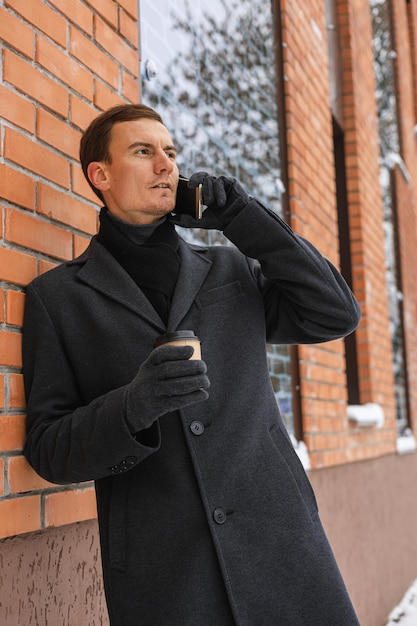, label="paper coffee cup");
[155,331,201,360]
